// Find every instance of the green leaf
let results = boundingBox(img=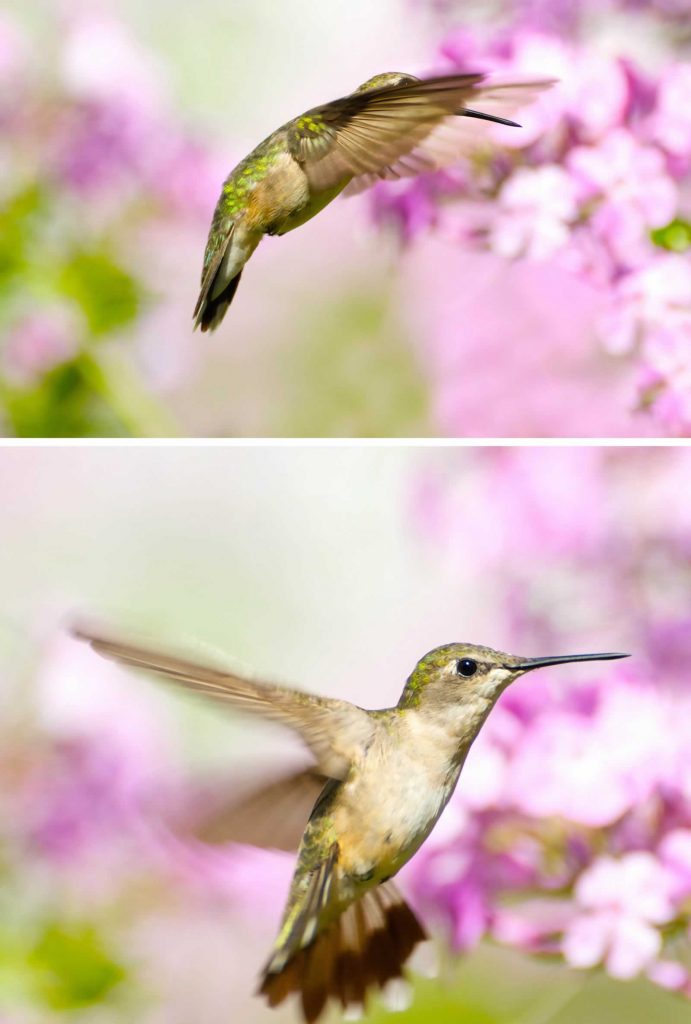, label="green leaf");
[650,219,691,252]
[29,920,126,1011]
[0,184,47,289]
[1,358,127,437]
[59,251,141,335]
